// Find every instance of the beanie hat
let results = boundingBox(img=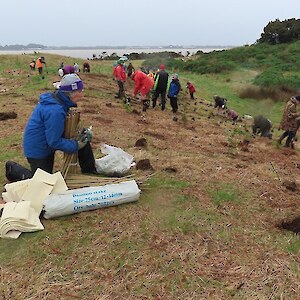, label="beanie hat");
[60,74,84,92]
[159,64,165,70]
[63,65,75,75]
[295,95,300,101]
